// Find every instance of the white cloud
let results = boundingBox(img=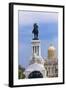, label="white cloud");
[19,11,58,26]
